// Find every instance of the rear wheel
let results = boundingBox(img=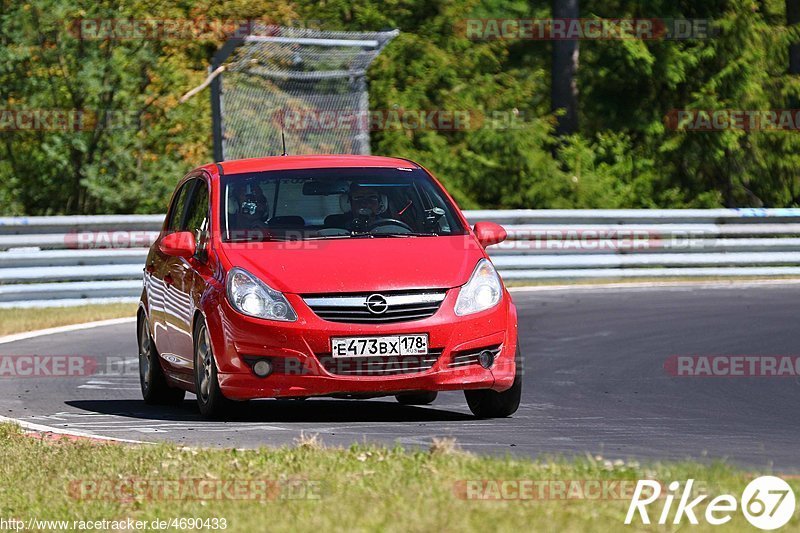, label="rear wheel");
[138,313,185,405]
[464,343,522,418]
[194,319,231,419]
[395,391,438,405]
